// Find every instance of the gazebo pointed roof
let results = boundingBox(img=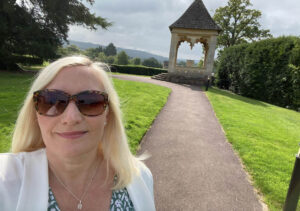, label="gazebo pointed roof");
[169,0,221,31]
